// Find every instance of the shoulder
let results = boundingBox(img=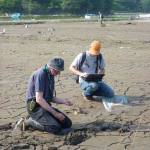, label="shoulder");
[99,53,104,59]
[74,52,86,61]
[78,52,85,58]
[37,66,45,74]
[34,67,46,78]
[99,53,102,59]
[99,54,106,67]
